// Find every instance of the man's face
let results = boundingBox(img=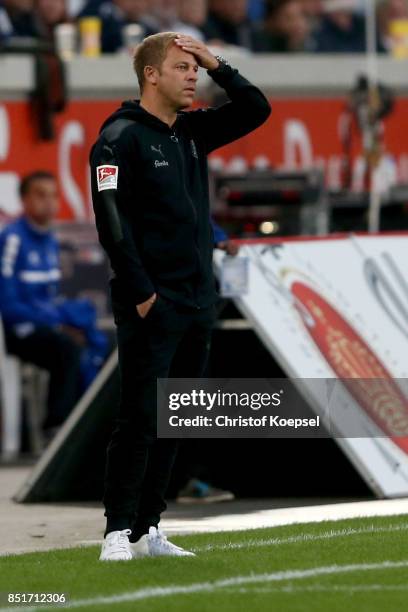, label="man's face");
[22,178,58,226]
[150,44,199,110]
